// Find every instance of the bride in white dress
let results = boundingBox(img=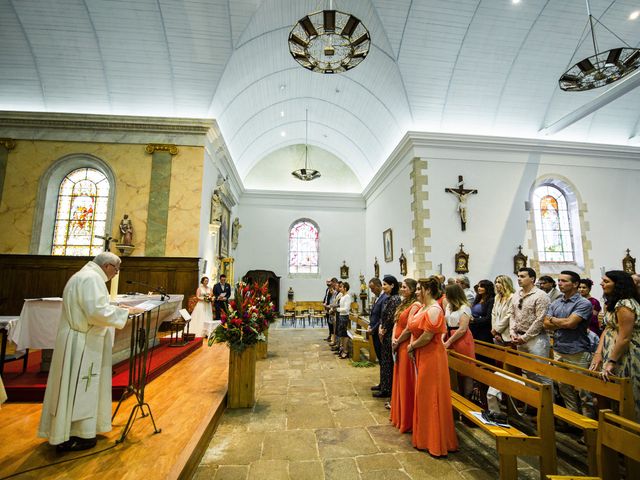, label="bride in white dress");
[190,276,213,337]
